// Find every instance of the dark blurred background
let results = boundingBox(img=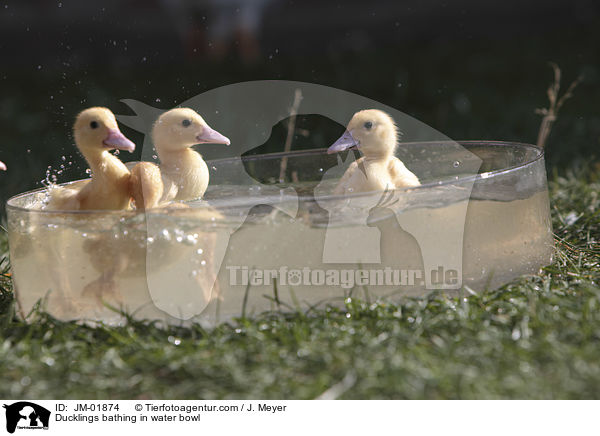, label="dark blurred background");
[0,0,599,211]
